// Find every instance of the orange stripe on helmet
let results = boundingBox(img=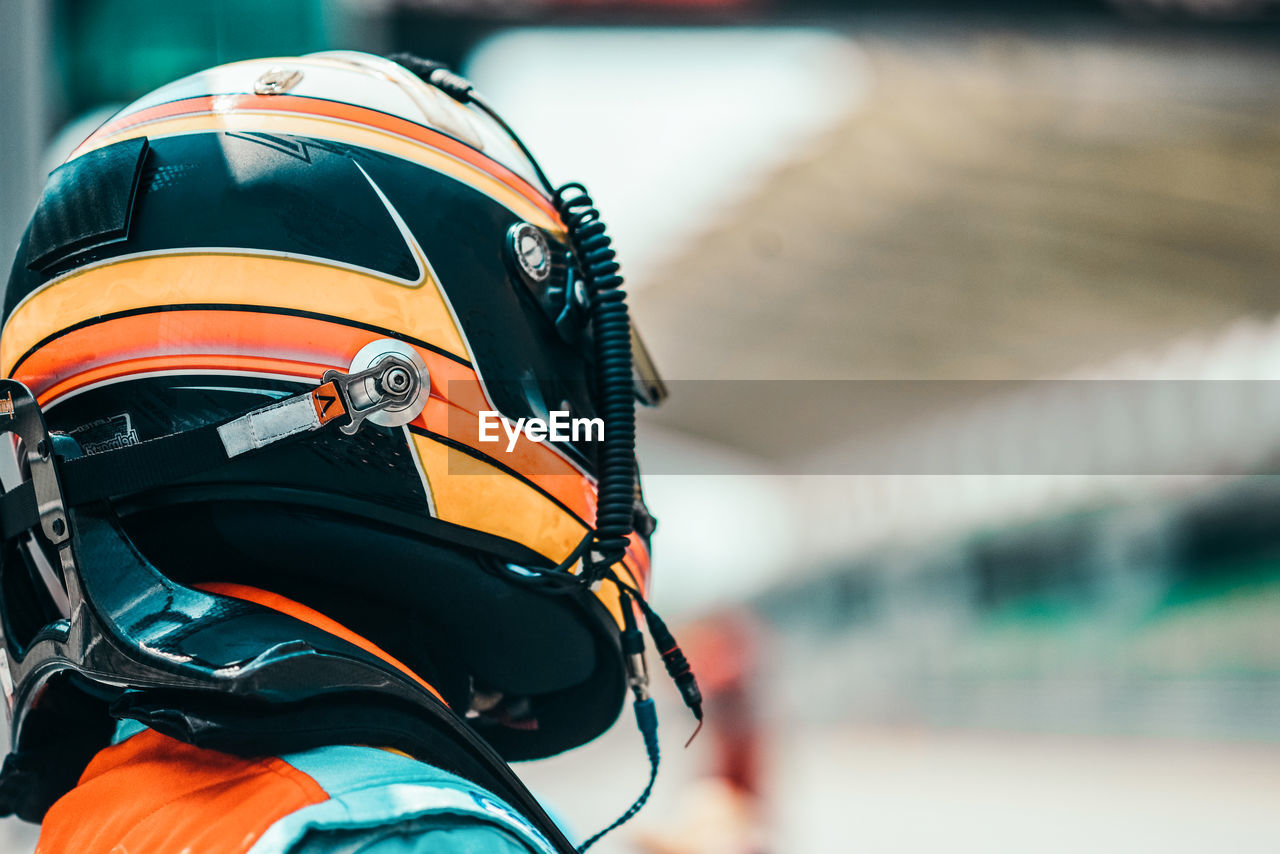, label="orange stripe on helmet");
[15,305,653,597]
[16,310,603,529]
[15,310,381,390]
[34,354,328,403]
[74,95,560,222]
